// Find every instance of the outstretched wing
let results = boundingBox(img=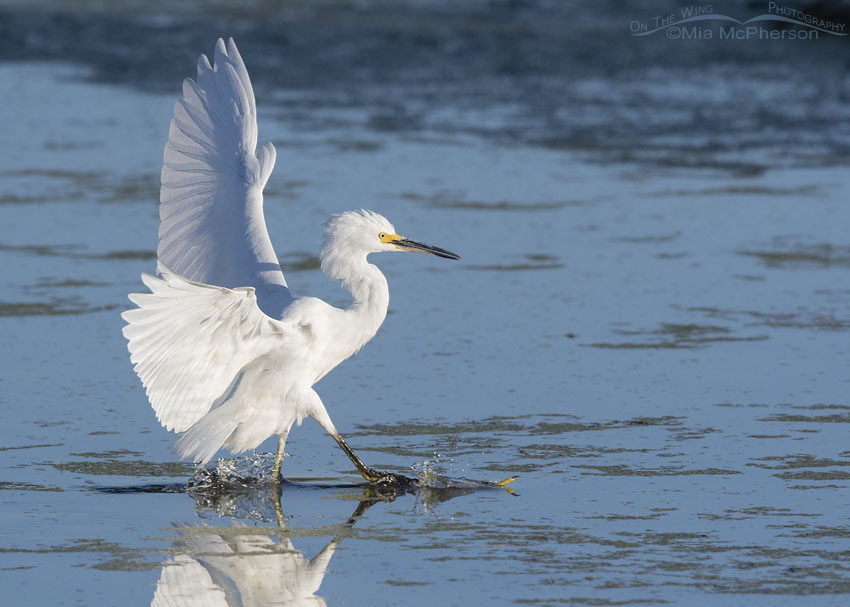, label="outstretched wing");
[121,264,286,433]
[158,37,292,320]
